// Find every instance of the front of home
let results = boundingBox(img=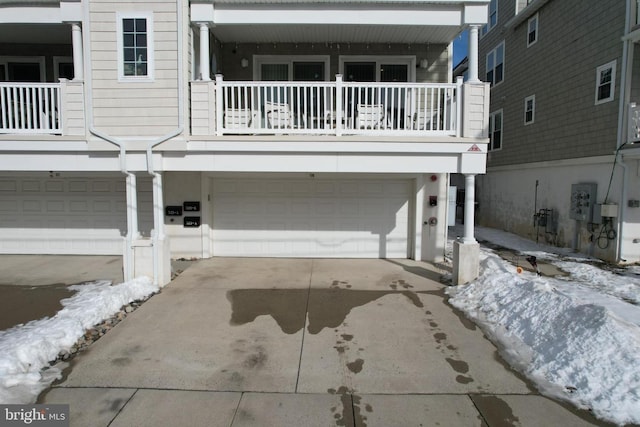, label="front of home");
[0,0,490,285]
